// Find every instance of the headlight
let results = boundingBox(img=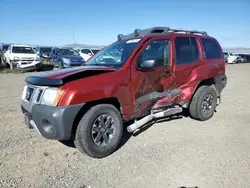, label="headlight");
[62,58,70,63]
[41,88,64,106]
[36,55,40,61]
[13,56,21,62]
